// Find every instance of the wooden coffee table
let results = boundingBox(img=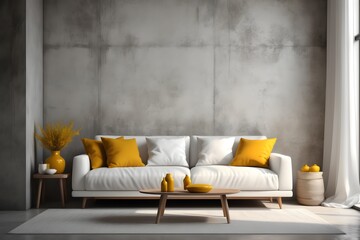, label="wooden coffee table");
[140,188,240,224]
